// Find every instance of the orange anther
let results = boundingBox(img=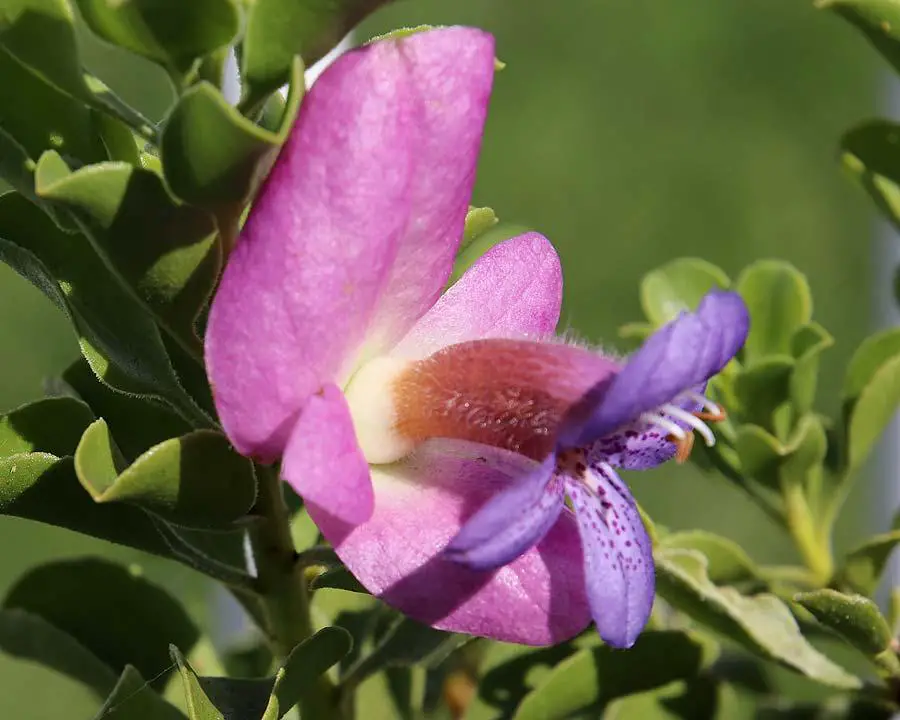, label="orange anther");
[668,432,695,464]
[693,408,726,423]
